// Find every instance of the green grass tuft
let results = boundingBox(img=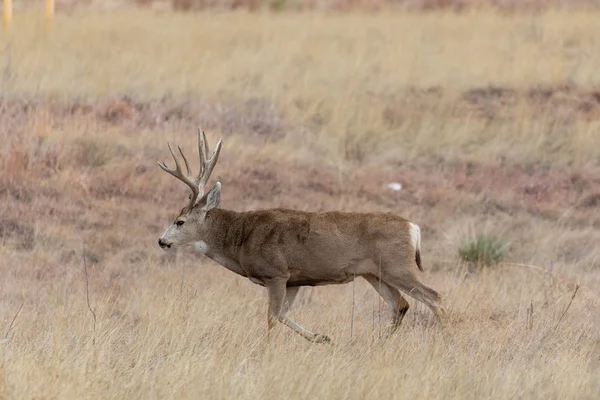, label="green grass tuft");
[459,234,507,267]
